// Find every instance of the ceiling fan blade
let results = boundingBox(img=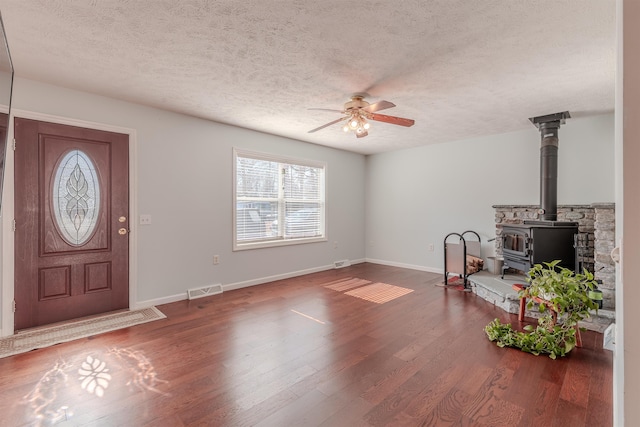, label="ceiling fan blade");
[308,108,346,113]
[363,100,395,113]
[308,116,347,133]
[369,112,415,127]
[356,130,369,138]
